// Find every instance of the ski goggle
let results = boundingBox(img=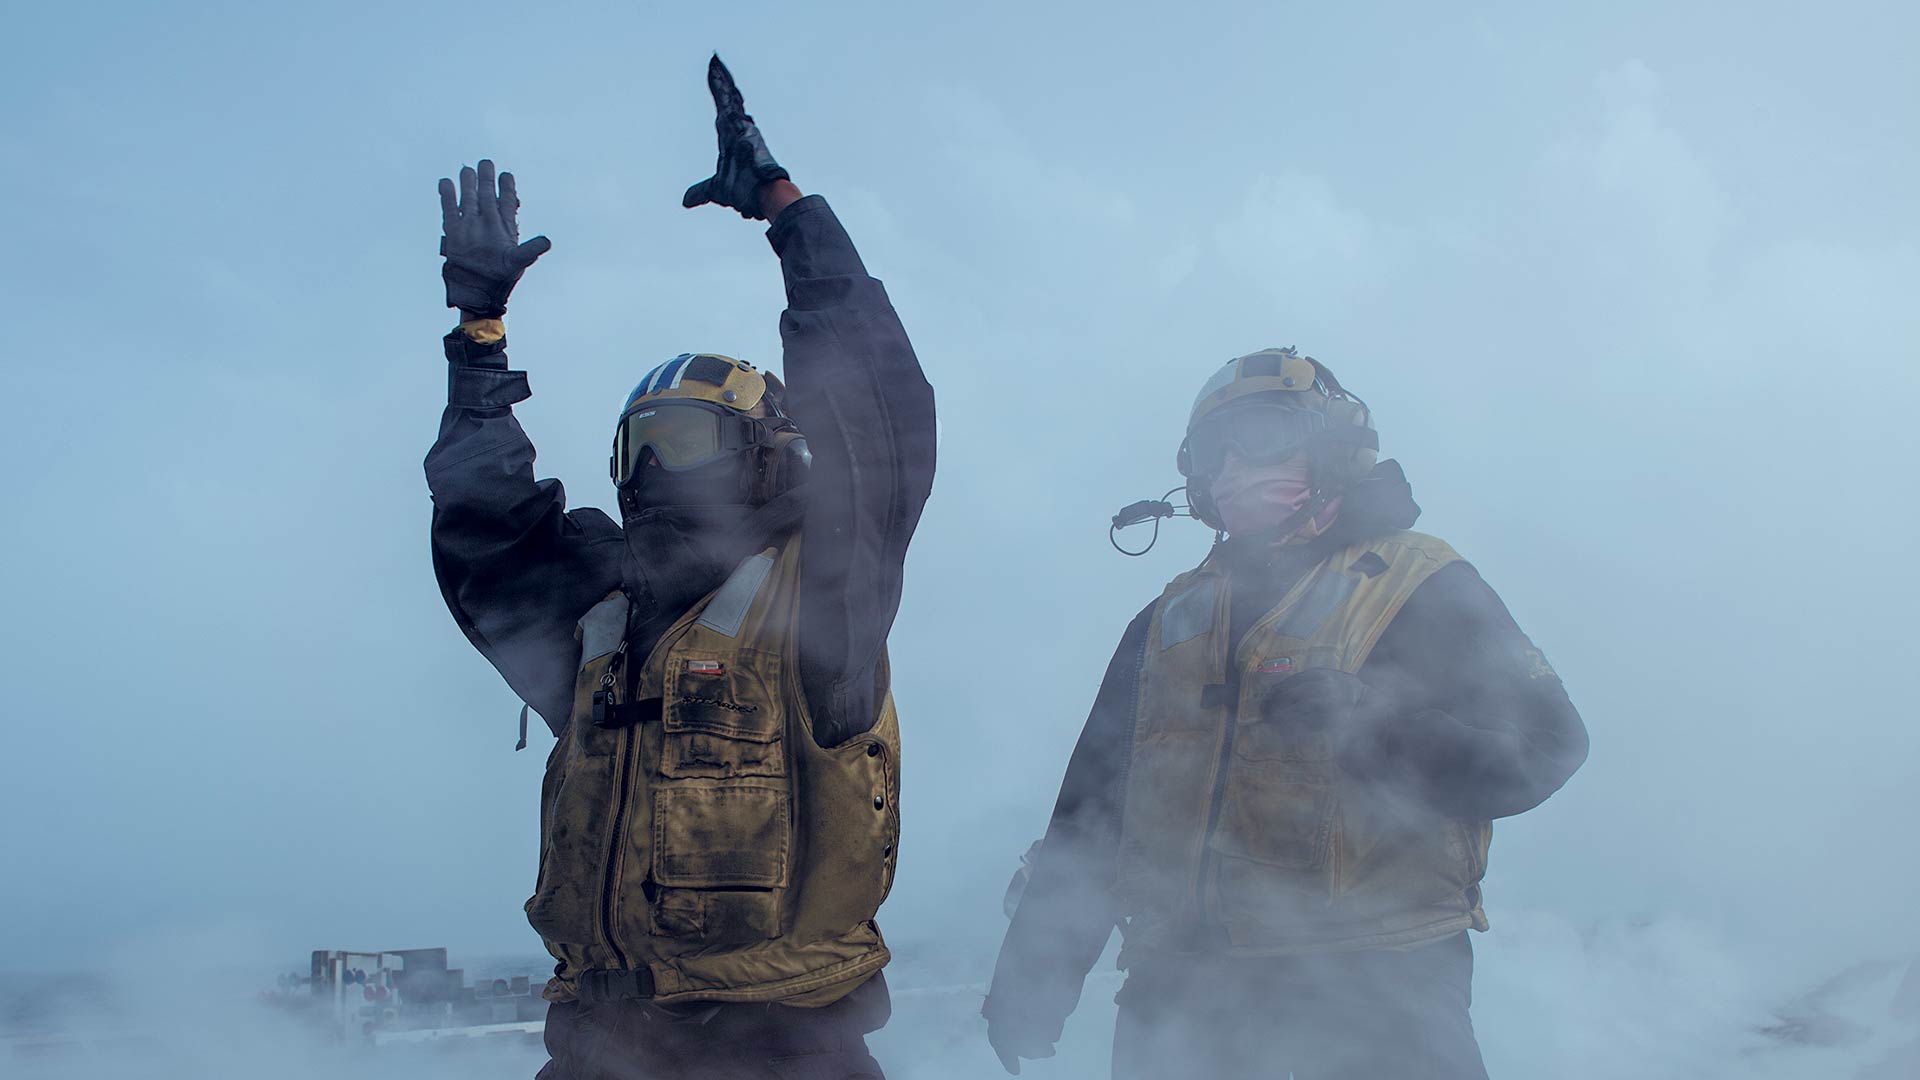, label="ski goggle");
[1183,403,1332,477]
[610,400,769,487]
